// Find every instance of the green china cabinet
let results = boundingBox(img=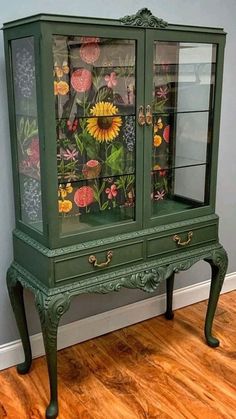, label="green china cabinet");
[3,8,228,418]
